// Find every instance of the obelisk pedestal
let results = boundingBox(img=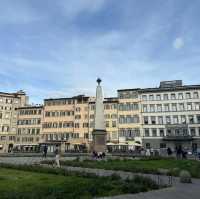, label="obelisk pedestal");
[92,78,107,153]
